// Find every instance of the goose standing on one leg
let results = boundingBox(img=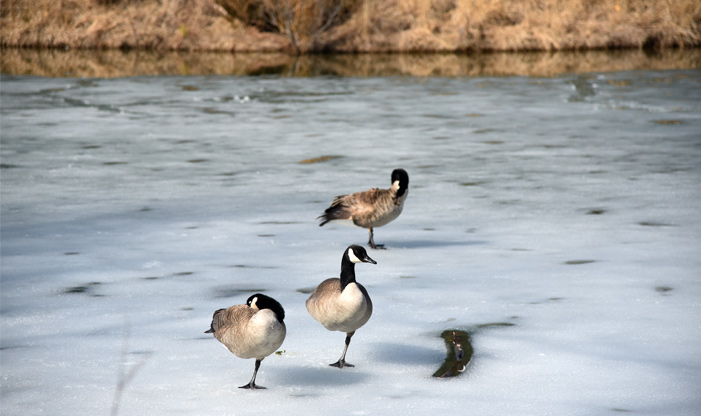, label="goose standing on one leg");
[306,245,376,368]
[318,168,409,249]
[205,293,286,389]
